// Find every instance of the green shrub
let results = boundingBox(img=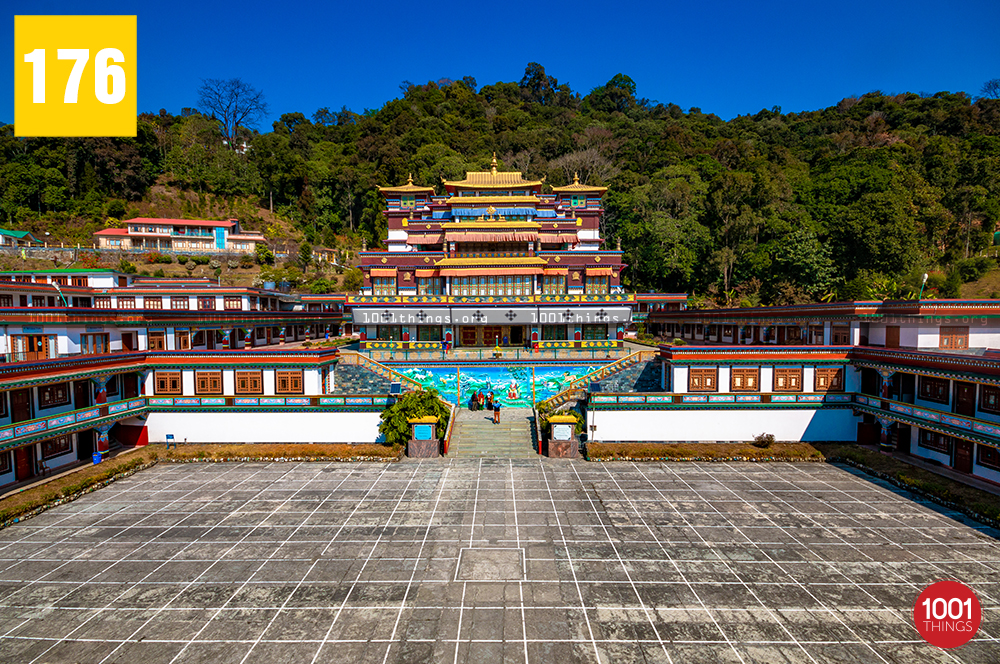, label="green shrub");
[379,389,450,447]
[954,256,994,283]
[752,432,775,448]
